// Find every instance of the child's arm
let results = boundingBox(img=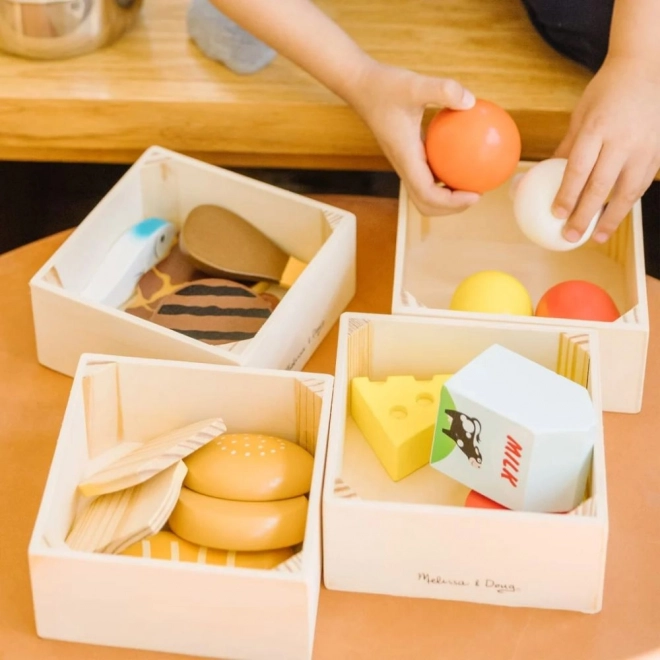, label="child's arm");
[208,0,481,216]
[553,0,660,243]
